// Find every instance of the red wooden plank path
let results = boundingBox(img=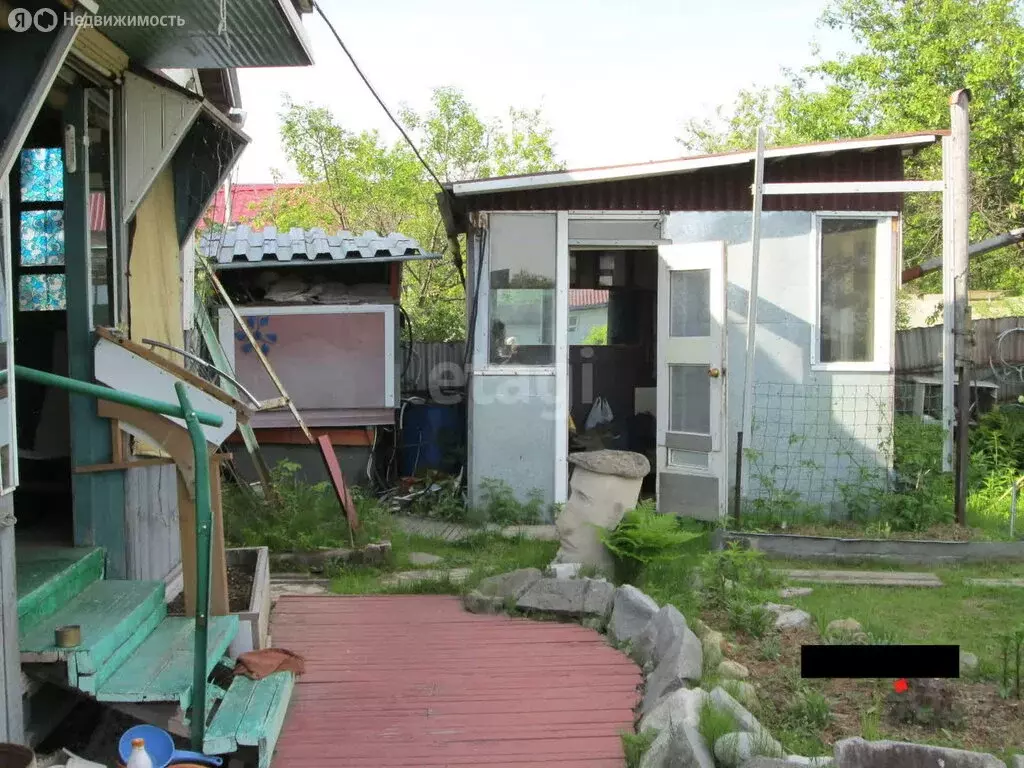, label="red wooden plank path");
[271,595,642,767]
